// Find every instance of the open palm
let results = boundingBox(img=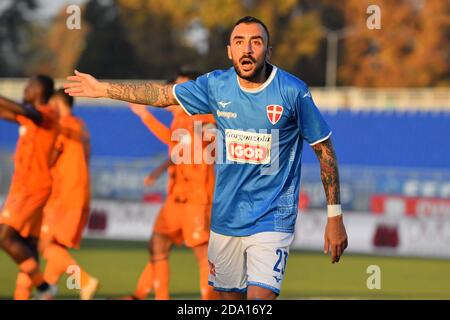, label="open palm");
[64,70,106,98]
